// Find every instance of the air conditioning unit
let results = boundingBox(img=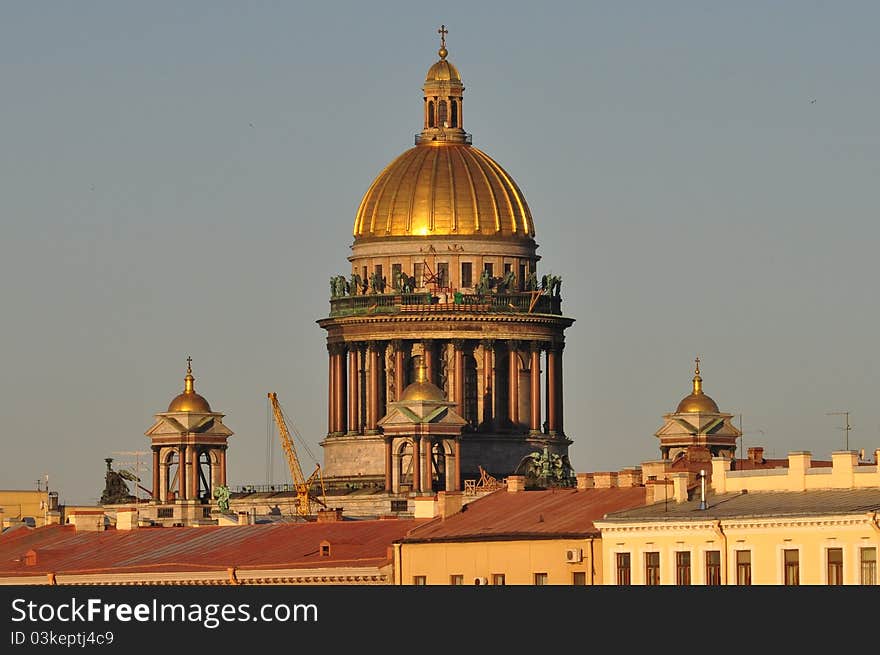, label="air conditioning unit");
[564,548,583,563]
[473,576,489,586]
